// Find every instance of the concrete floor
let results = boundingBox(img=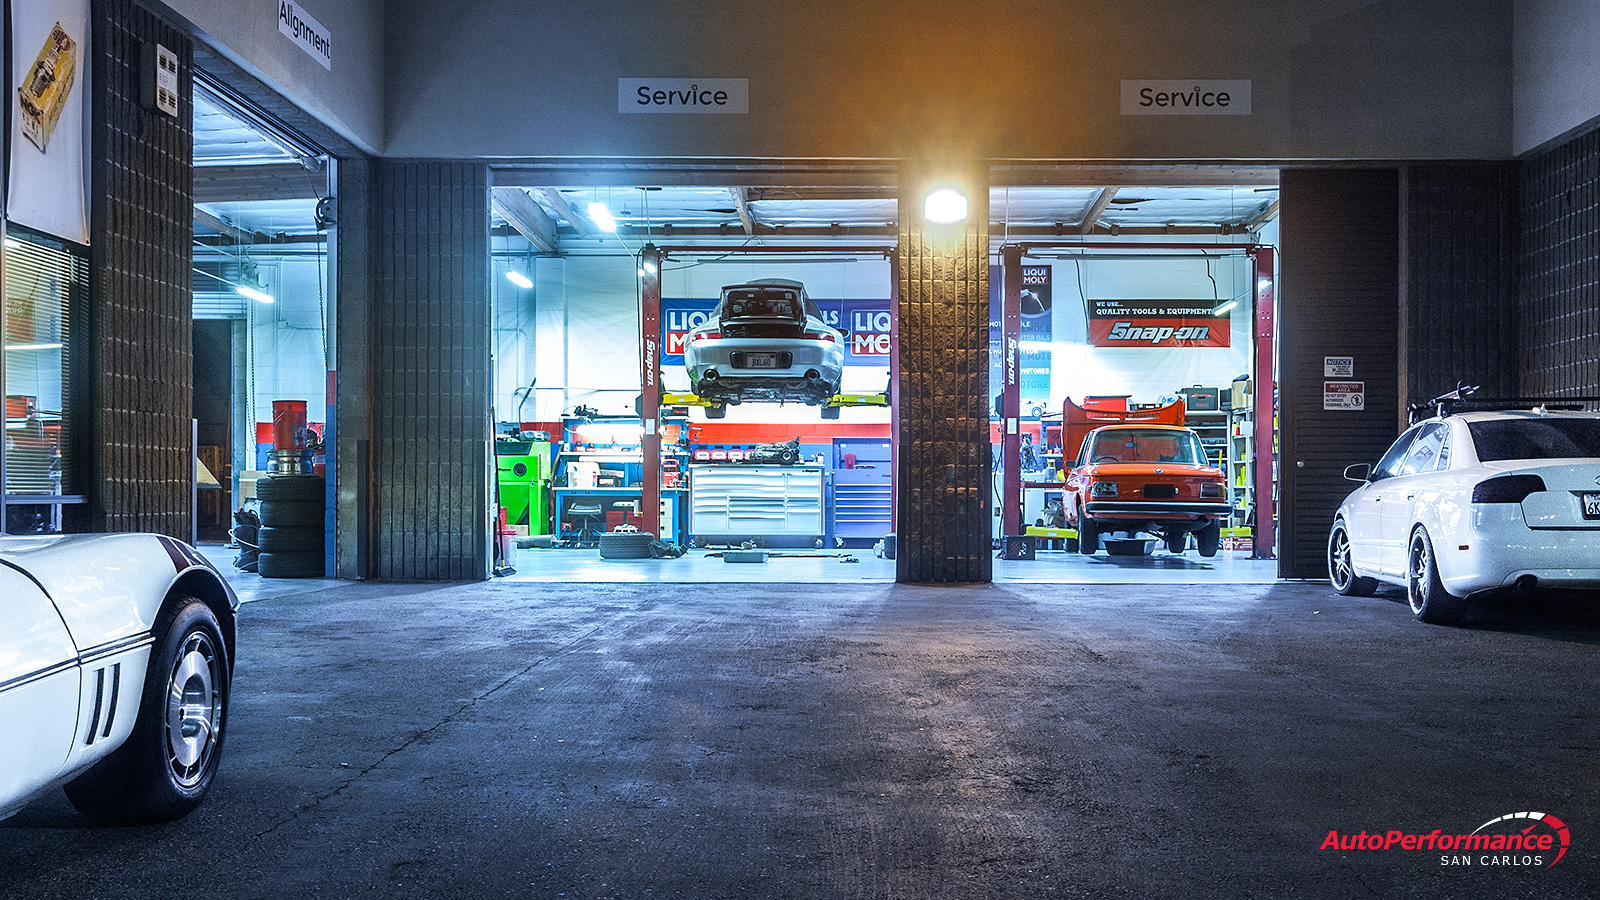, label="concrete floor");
[4,570,1598,898]
[496,546,1280,585]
